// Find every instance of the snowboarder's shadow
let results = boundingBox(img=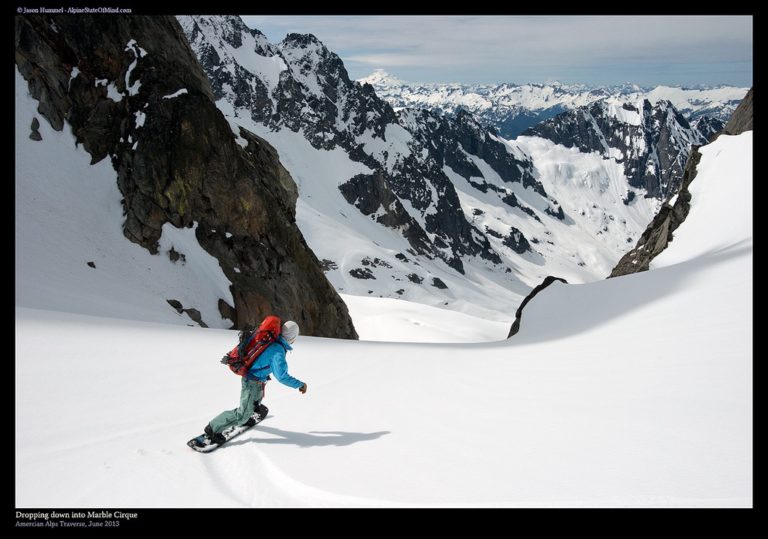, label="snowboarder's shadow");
[225,423,390,448]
